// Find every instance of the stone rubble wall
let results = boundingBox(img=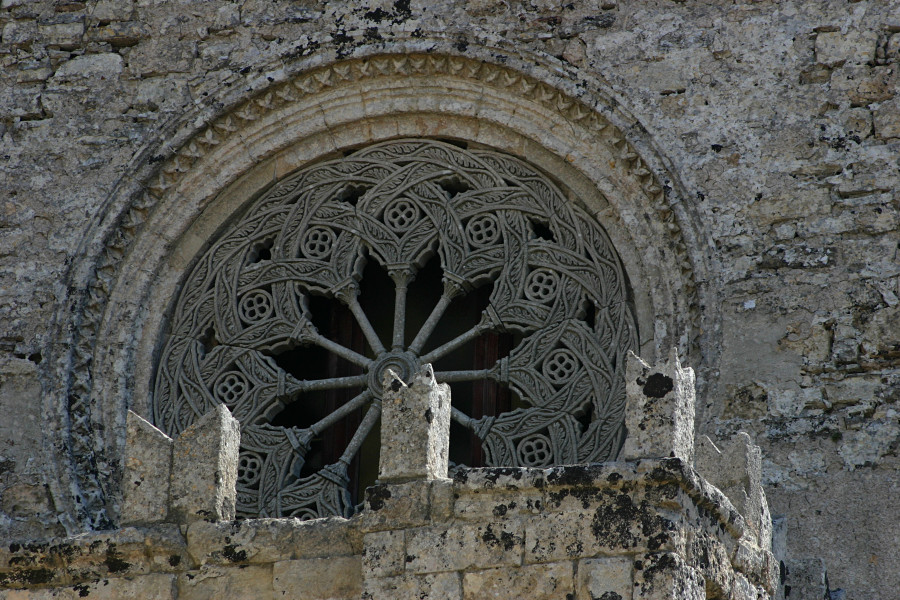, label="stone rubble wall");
[0,0,898,597]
